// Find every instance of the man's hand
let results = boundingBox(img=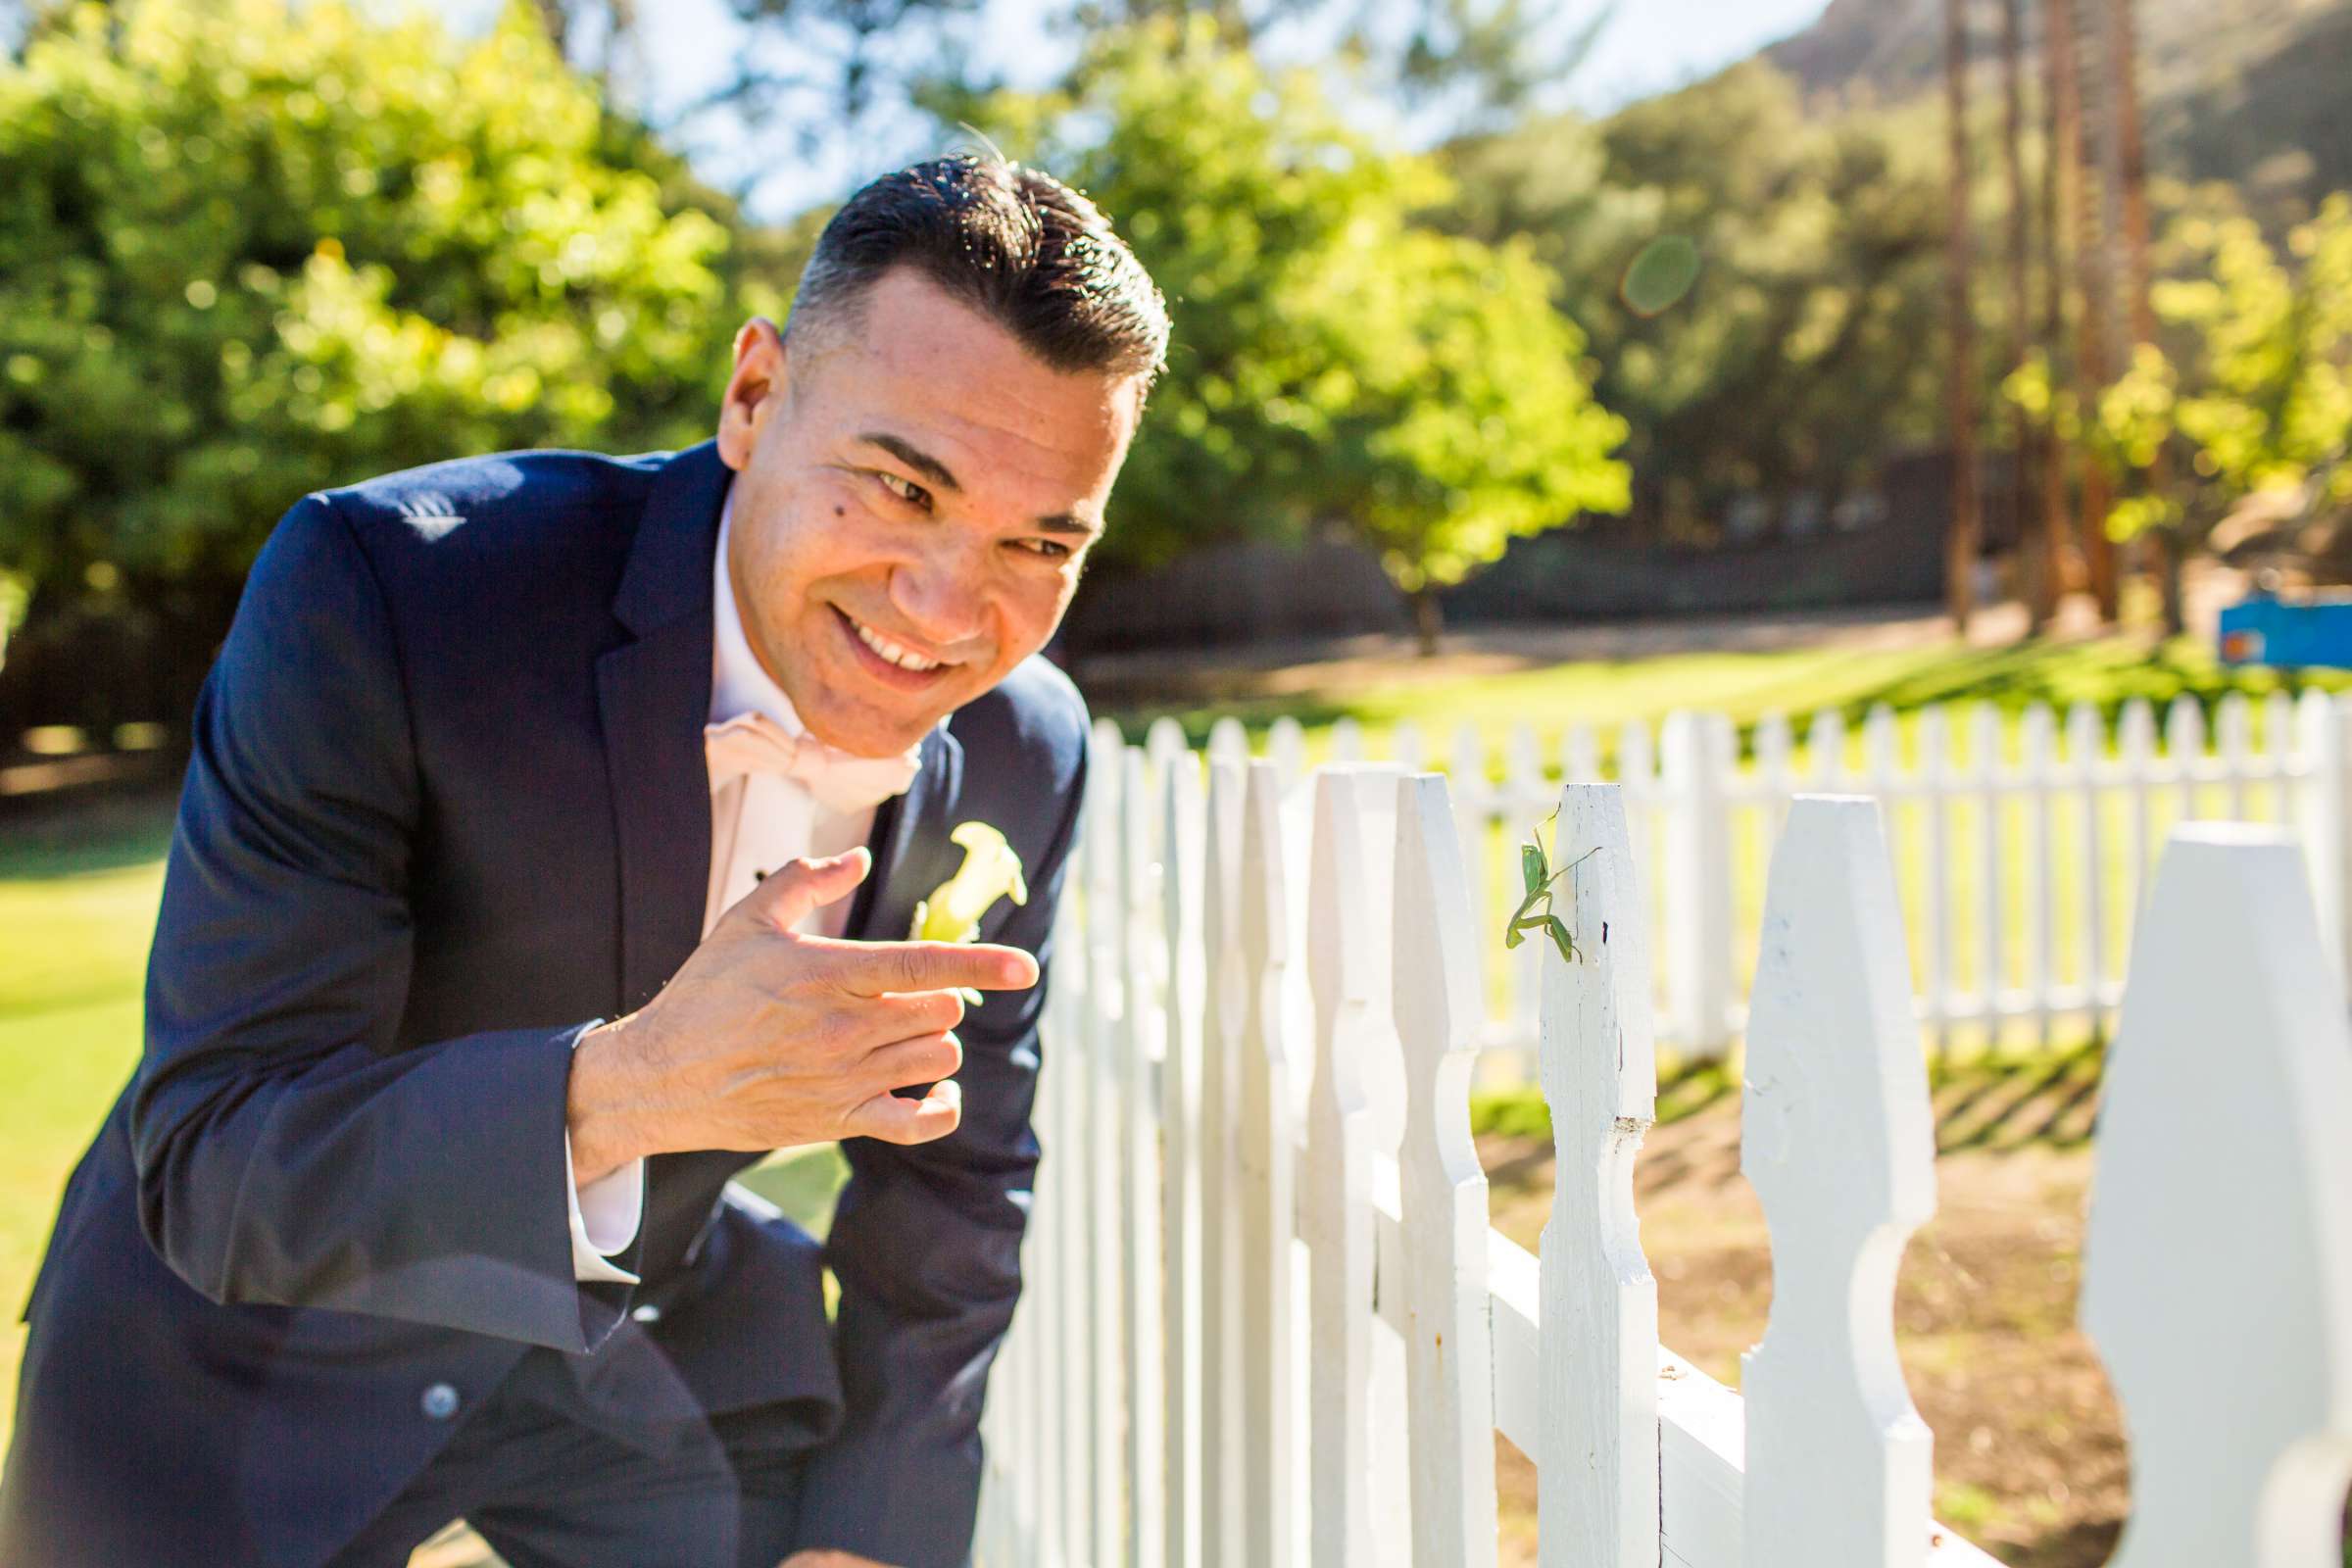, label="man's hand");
[779,1551,895,1568]
[565,848,1037,1182]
